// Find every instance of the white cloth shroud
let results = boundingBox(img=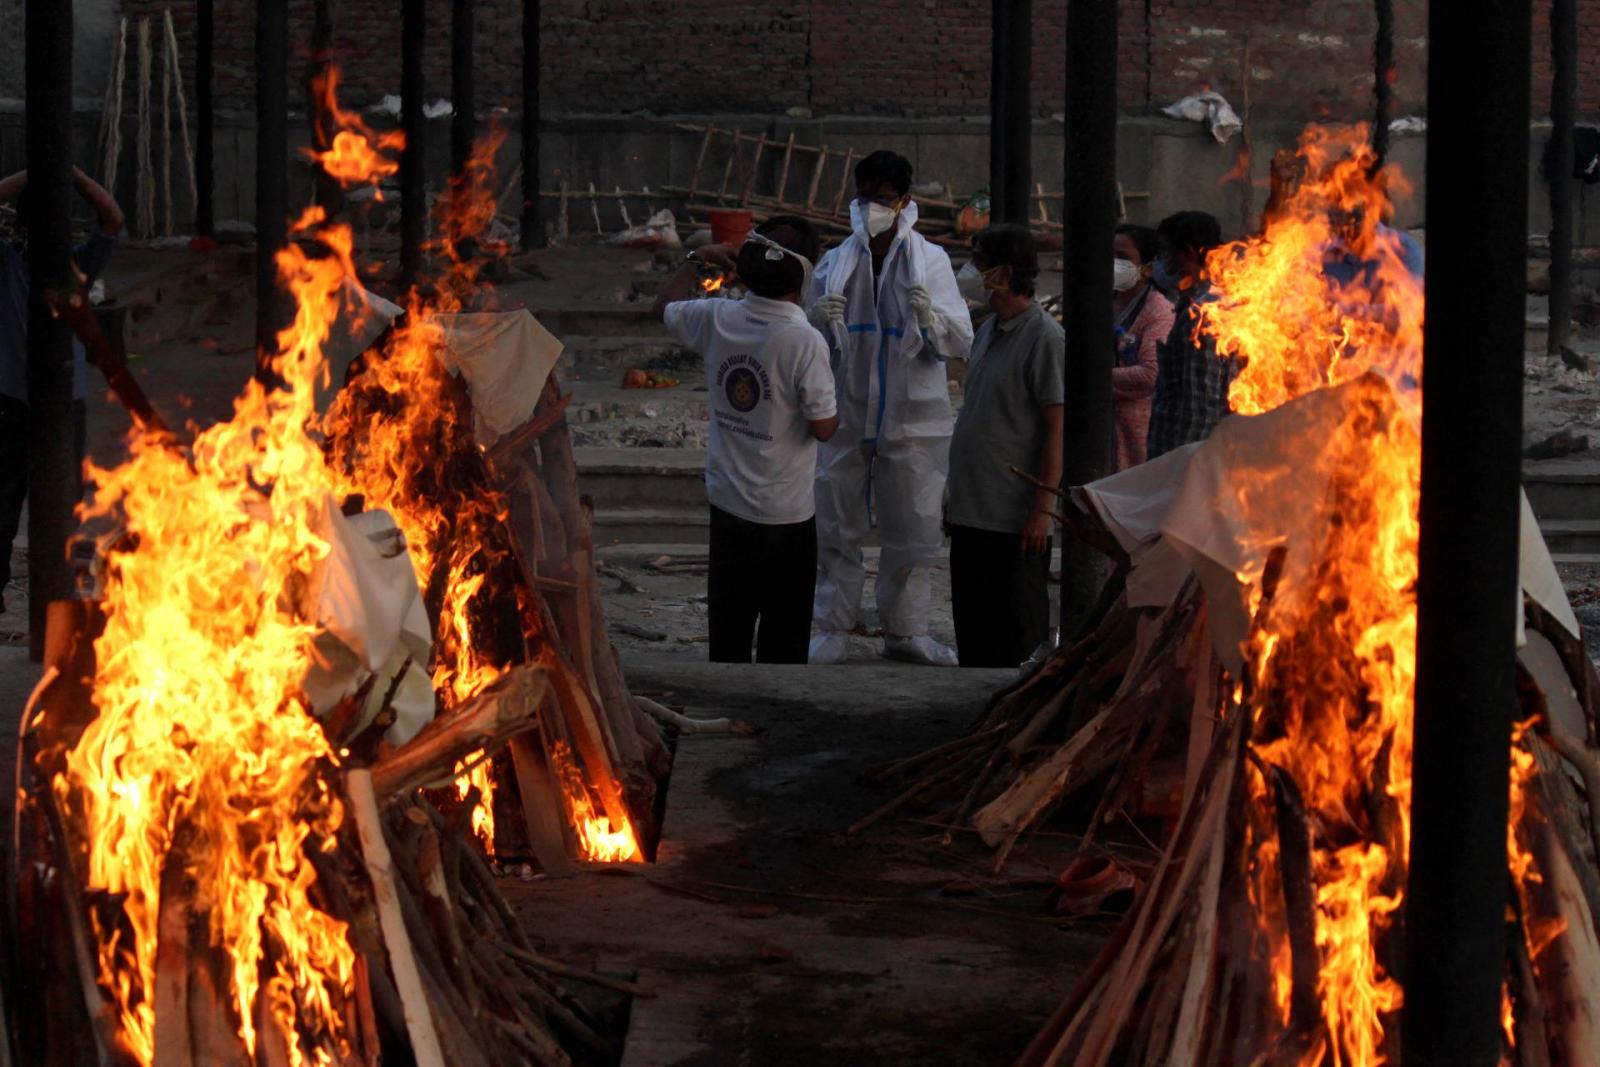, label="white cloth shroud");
[1075,376,1579,673]
[305,499,436,747]
[429,309,566,445]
